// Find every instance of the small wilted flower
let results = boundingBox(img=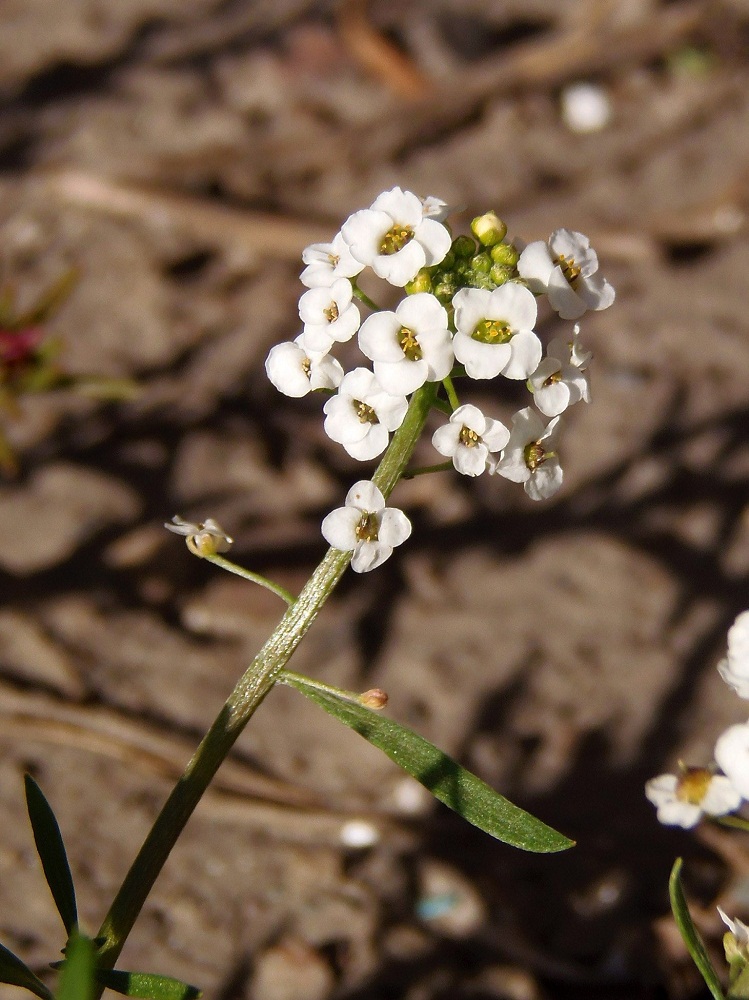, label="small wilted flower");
[165,515,233,557]
[321,480,411,573]
[645,768,741,828]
